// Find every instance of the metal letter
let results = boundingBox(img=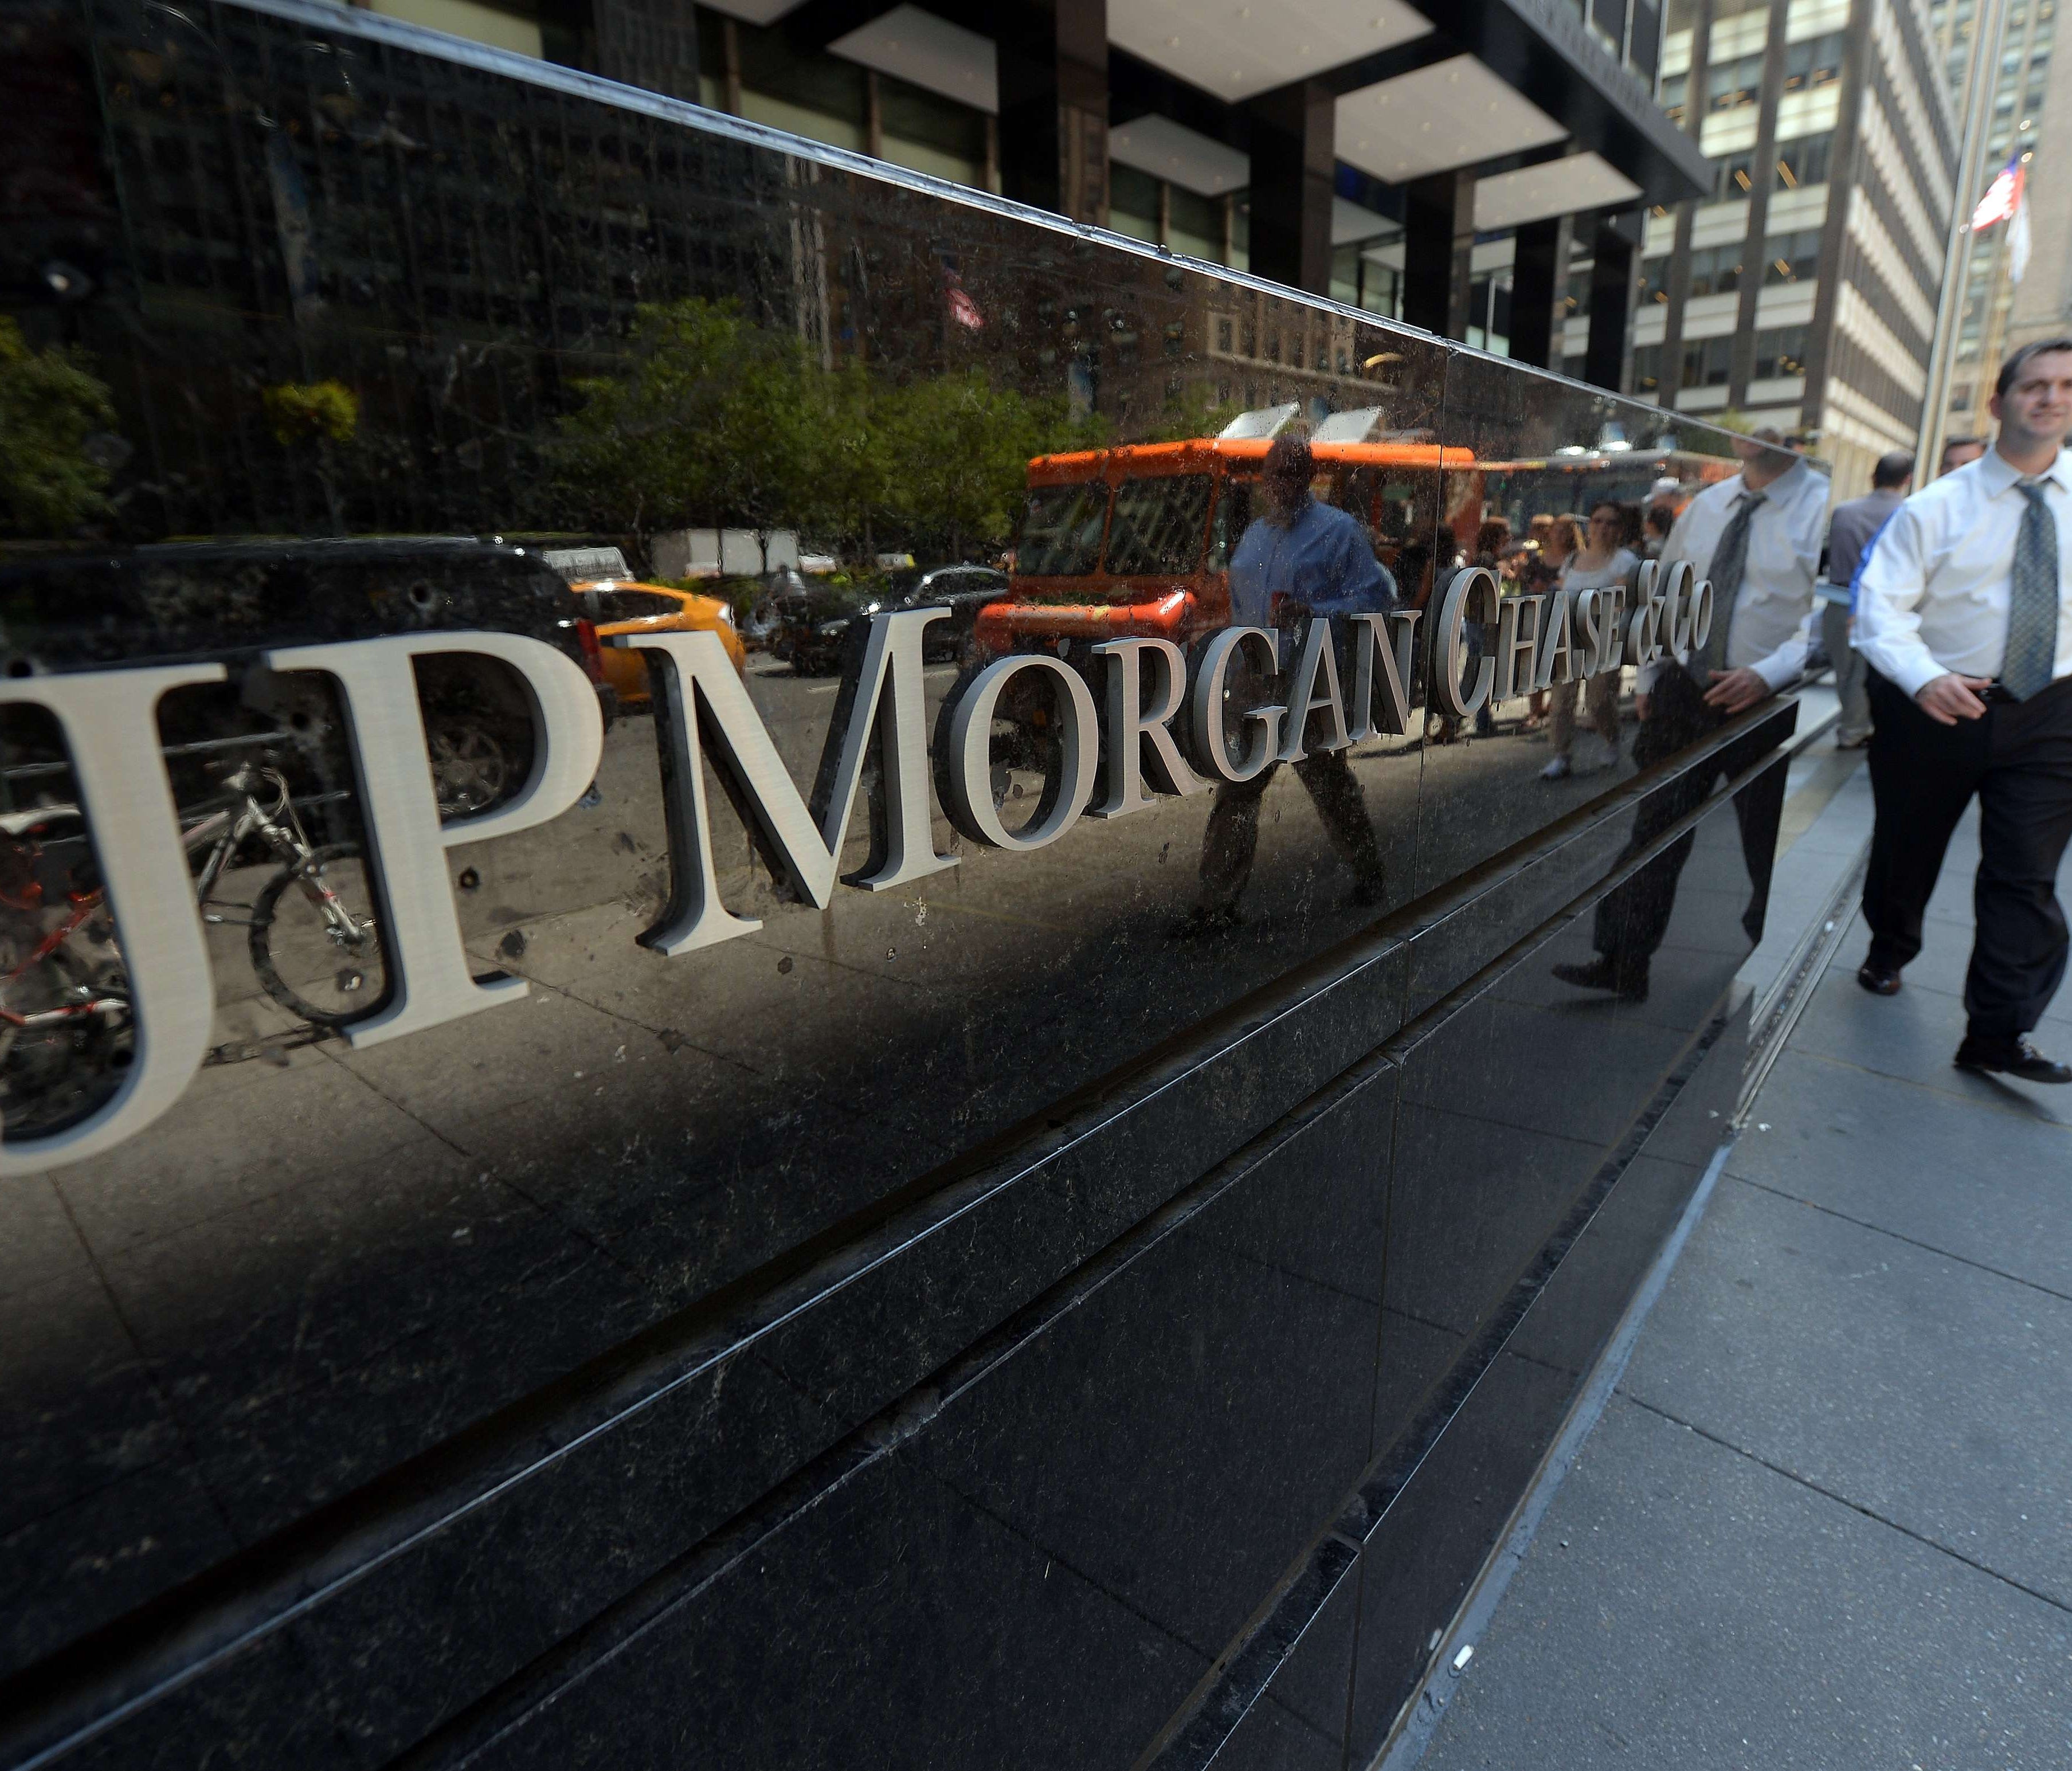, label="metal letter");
[626,612,957,955]
[1533,589,1574,691]
[0,663,226,1176]
[1494,593,1545,702]
[1188,628,1283,782]
[1657,559,1694,661]
[1592,586,1630,677]
[1624,591,1666,668]
[1686,575,1715,657]
[939,653,1099,850]
[1091,637,1205,818]
[1346,609,1424,739]
[268,633,604,1048]
[1433,567,1497,719]
[1276,617,1350,762]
